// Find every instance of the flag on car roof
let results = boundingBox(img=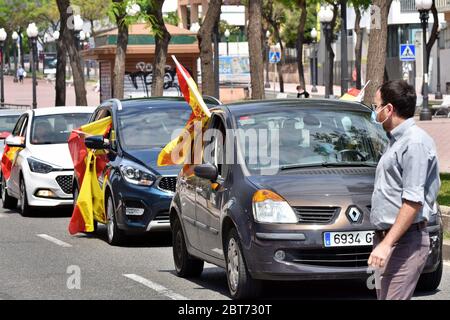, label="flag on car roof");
[340,81,370,102]
[157,56,211,166]
[68,117,112,235]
